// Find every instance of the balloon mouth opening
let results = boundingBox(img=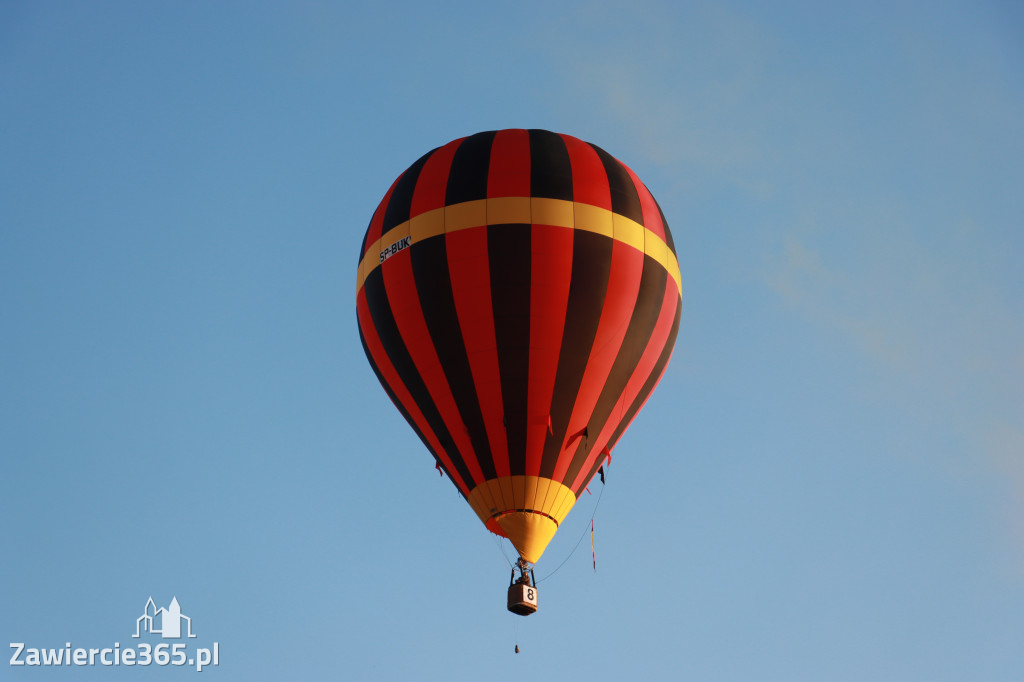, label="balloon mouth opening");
[492,510,560,564]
